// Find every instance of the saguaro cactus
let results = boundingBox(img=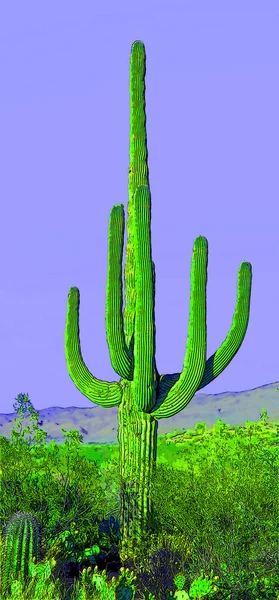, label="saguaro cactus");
[65,40,252,559]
